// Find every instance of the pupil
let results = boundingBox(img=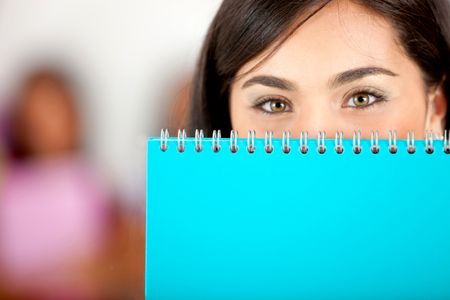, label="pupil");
[356,94,368,105]
[272,101,284,111]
